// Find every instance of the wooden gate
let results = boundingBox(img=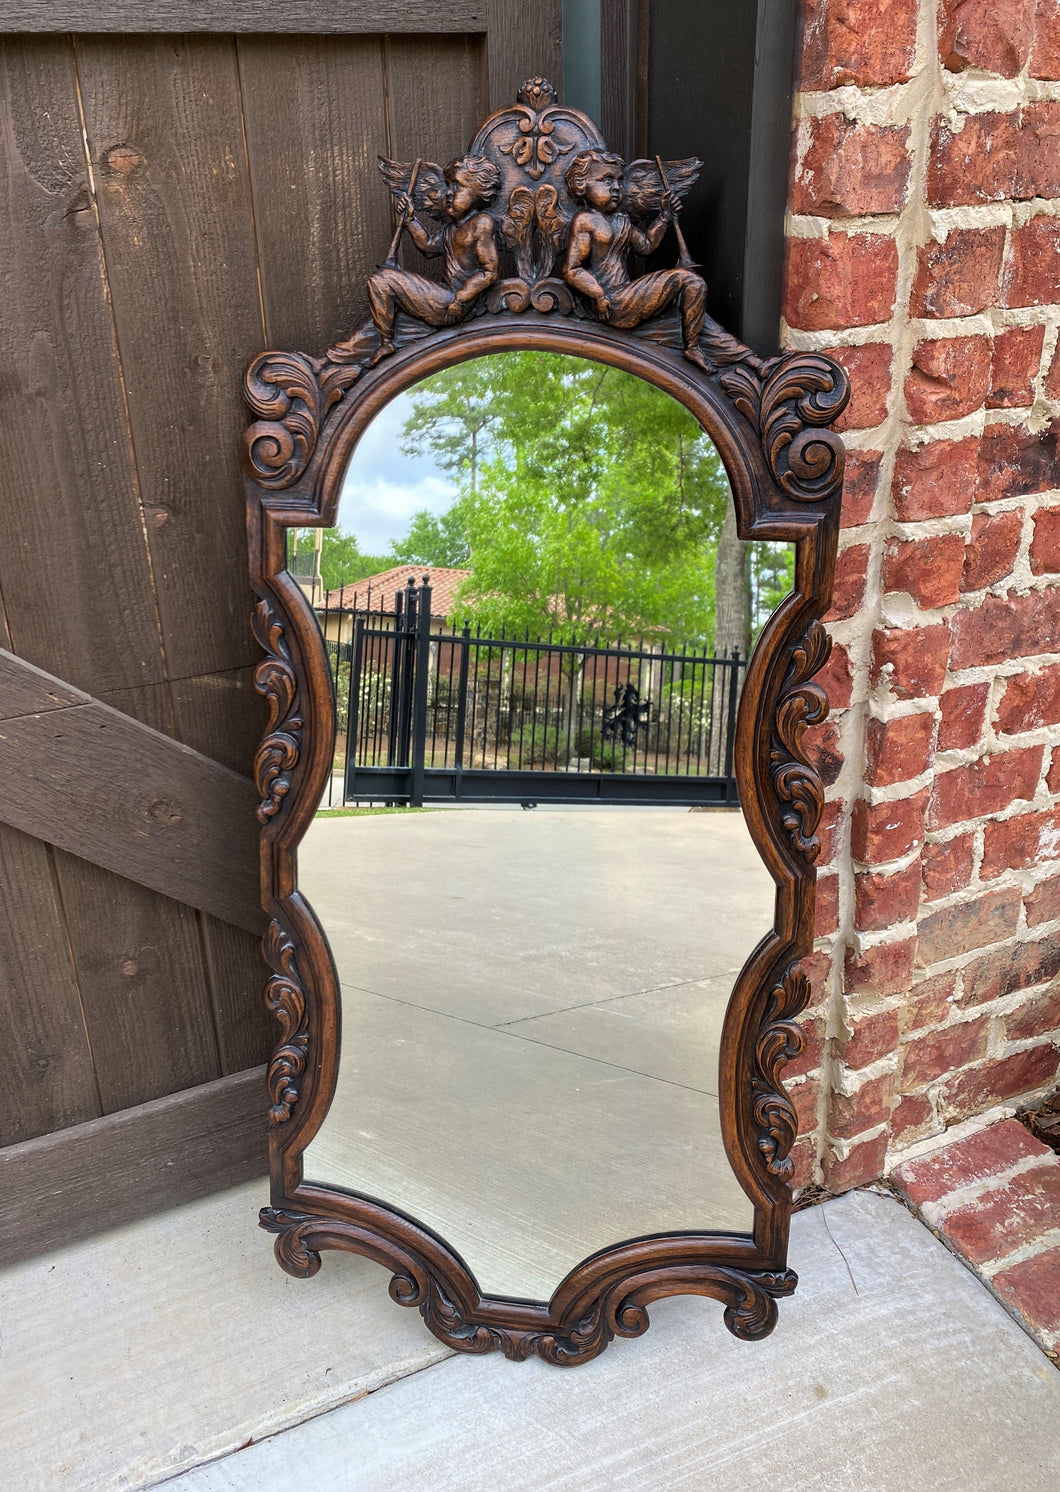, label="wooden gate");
[0,4,575,1261]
